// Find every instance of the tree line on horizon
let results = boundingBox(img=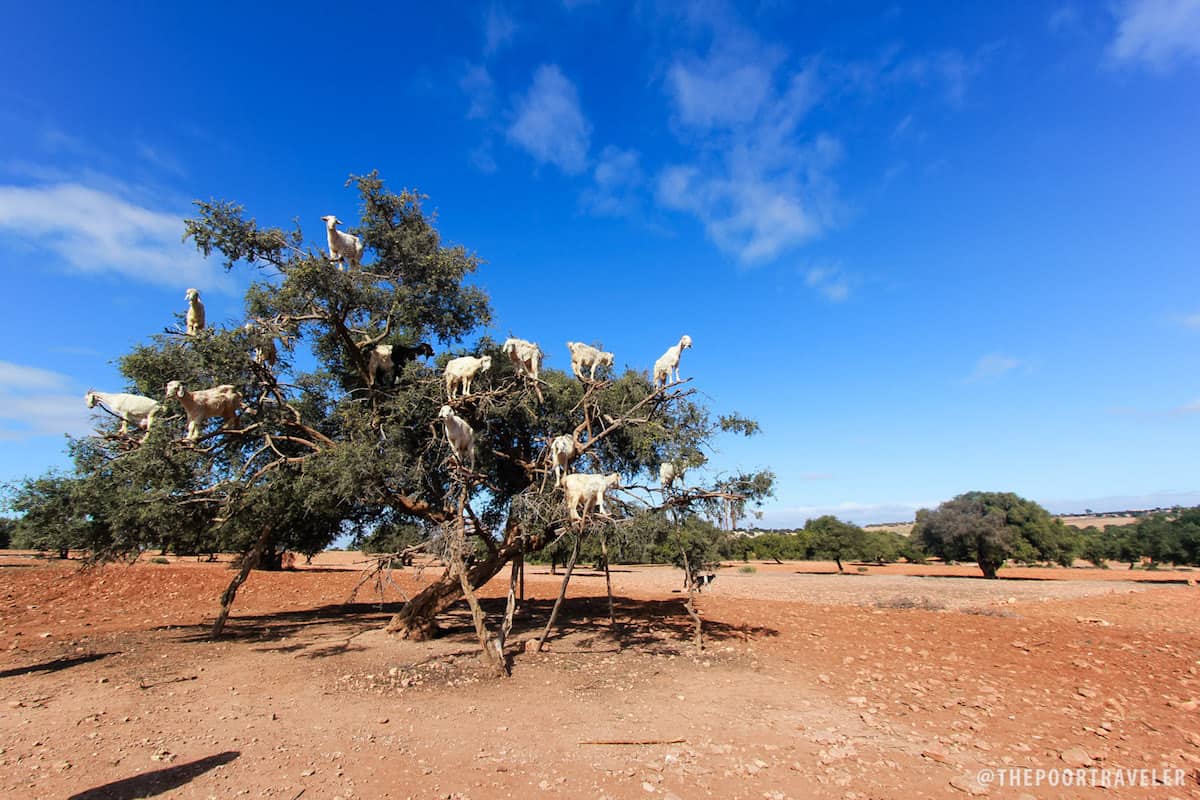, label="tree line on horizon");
[6,490,1197,581]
